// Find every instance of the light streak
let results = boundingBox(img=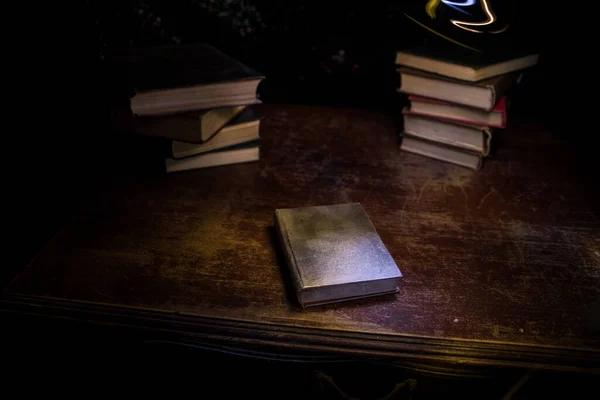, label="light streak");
[404,13,481,52]
[449,0,496,33]
[425,0,441,18]
[441,1,476,5]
